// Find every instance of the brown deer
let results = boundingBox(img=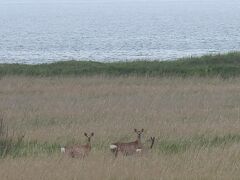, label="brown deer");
[61,132,94,158]
[110,129,144,157]
[136,136,155,153]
